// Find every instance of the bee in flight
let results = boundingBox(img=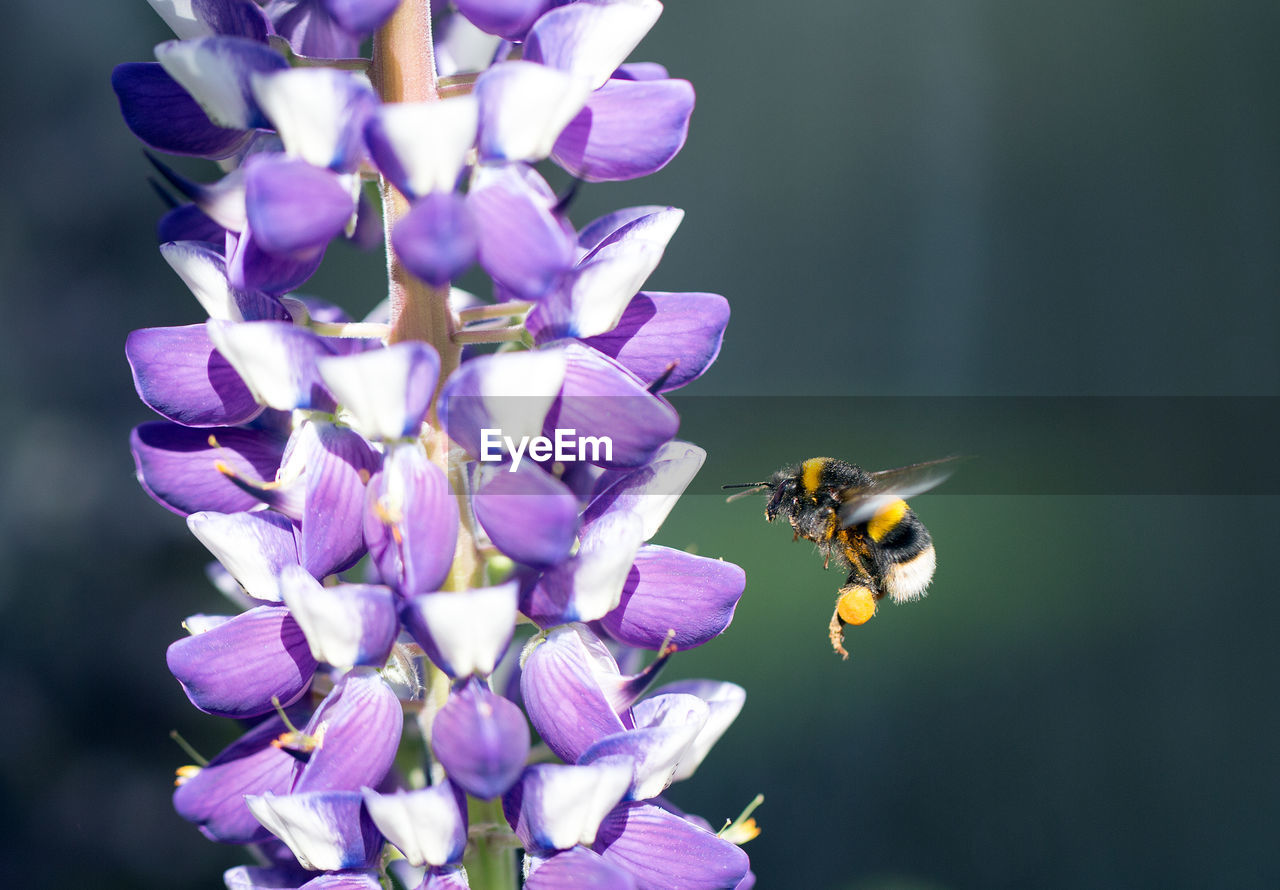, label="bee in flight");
[724,456,960,659]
